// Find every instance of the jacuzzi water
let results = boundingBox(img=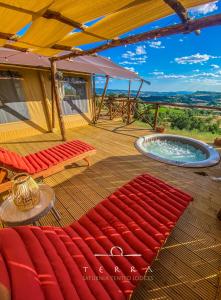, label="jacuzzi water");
[143,139,207,163]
